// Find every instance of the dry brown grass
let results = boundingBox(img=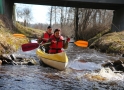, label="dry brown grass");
[15,22,45,38]
[0,20,29,55]
[0,15,45,55]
